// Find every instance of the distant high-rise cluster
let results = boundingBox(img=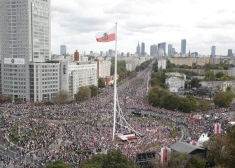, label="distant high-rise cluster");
[158,42,166,56]
[136,42,141,56]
